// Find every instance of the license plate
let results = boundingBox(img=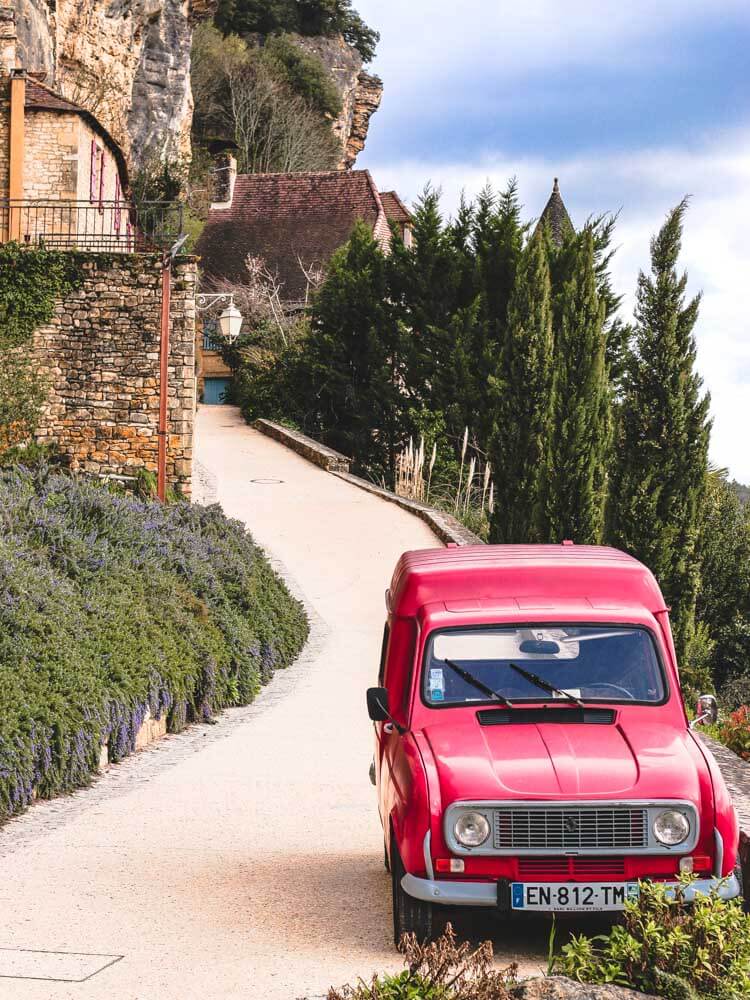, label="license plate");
[511,881,639,912]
